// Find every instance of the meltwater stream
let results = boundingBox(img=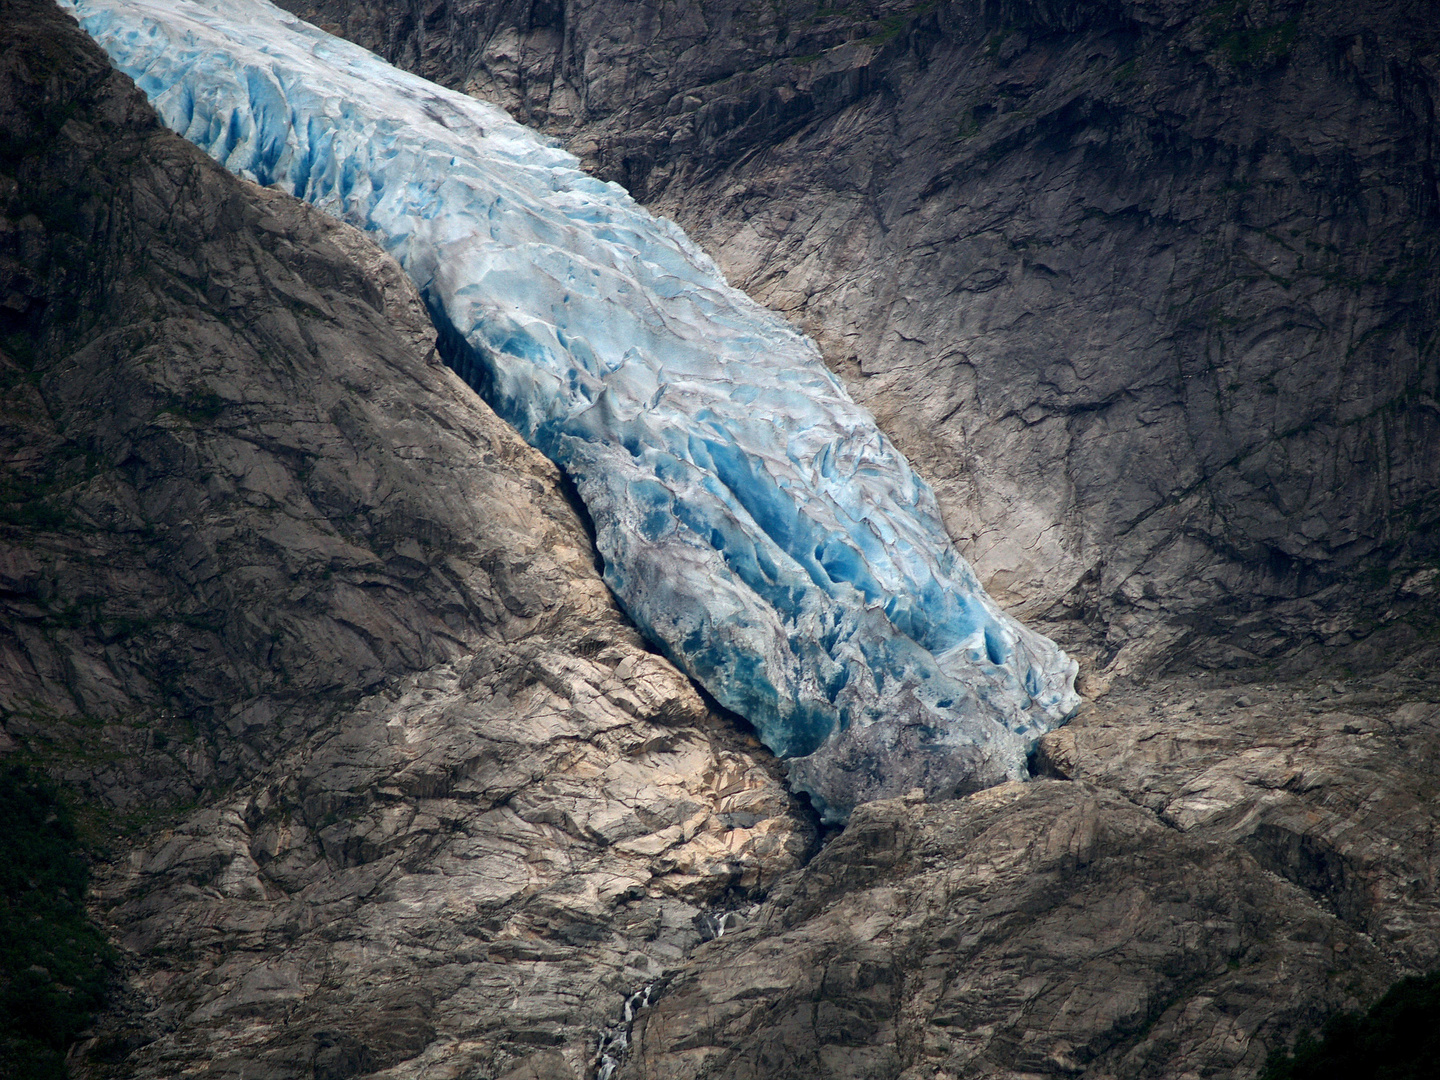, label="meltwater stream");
[65,0,1079,819]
